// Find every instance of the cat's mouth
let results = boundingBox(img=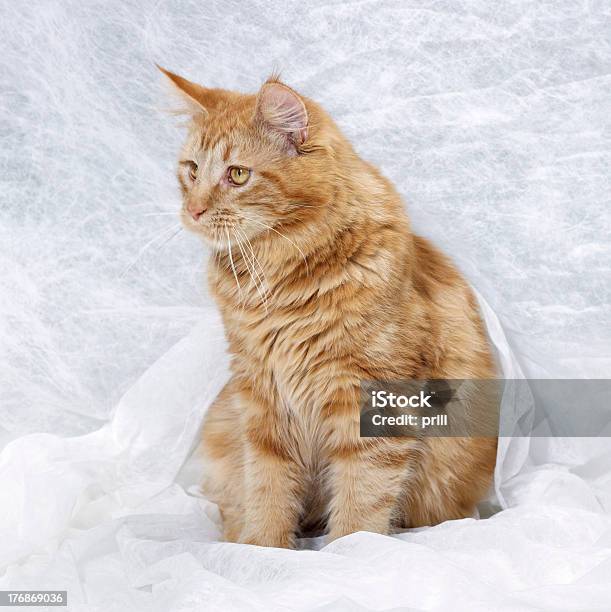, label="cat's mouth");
[181,208,255,250]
